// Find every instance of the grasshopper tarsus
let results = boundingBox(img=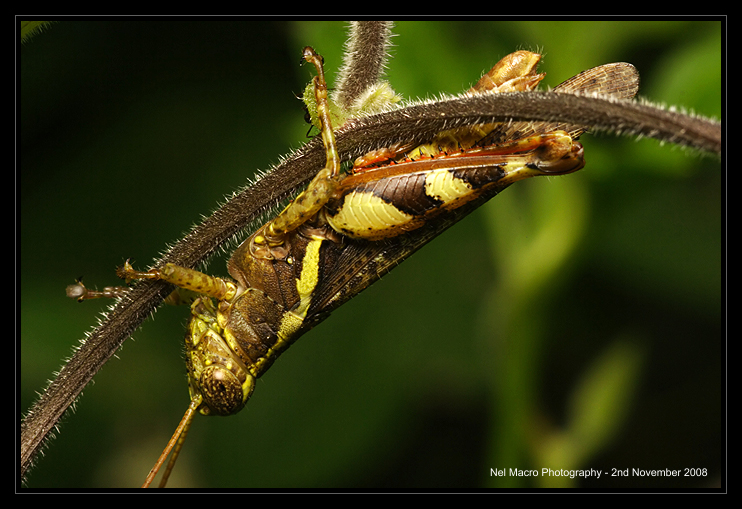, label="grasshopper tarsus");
[66,277,128,302]
[115,259,161,282]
